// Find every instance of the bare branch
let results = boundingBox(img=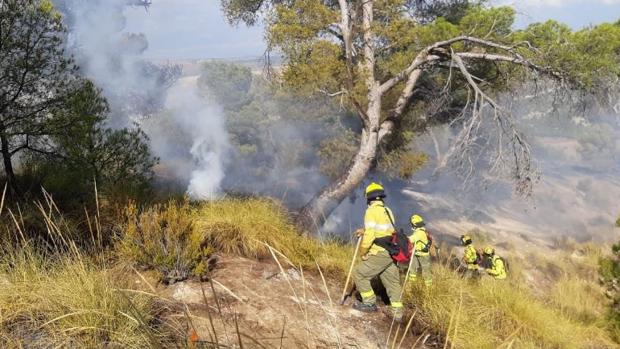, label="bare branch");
[336,0,368,125]
[361,0,376,91]
[429,35,525,56]
[448,51,537,195]
[379,35,563,97]
[379,53,441,94]
[337,0,353,65]
[456,52,562,79]
[316,89,347,97]
[378,68,423,140]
